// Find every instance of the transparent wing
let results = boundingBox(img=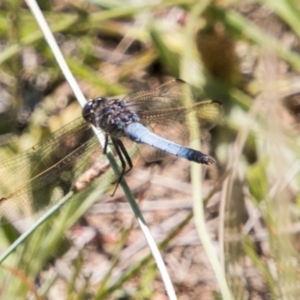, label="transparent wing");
[0,118,120,225]
[123,79,222,123]
[122,79,188,110]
